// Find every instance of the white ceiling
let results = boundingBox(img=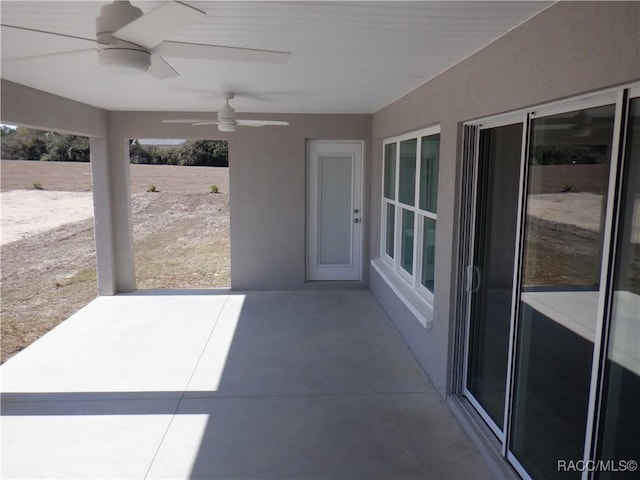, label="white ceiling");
[1,1,551,114]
